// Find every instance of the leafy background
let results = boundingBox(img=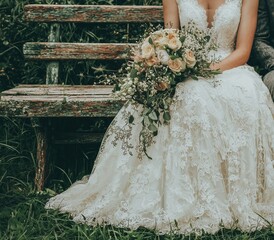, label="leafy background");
[0,0,274,239]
